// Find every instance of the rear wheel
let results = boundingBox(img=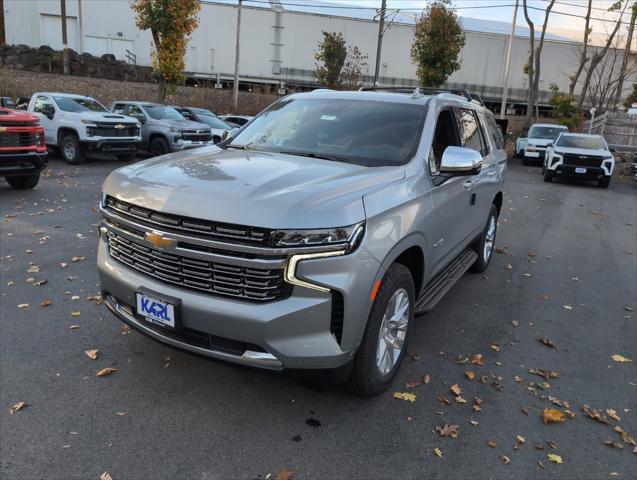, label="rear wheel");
[60,134,85,165]
[350,264,414,397]
[149,137,169,157]
[598,176,610,188]
[470,205,498,273]
[6,174,40,189]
